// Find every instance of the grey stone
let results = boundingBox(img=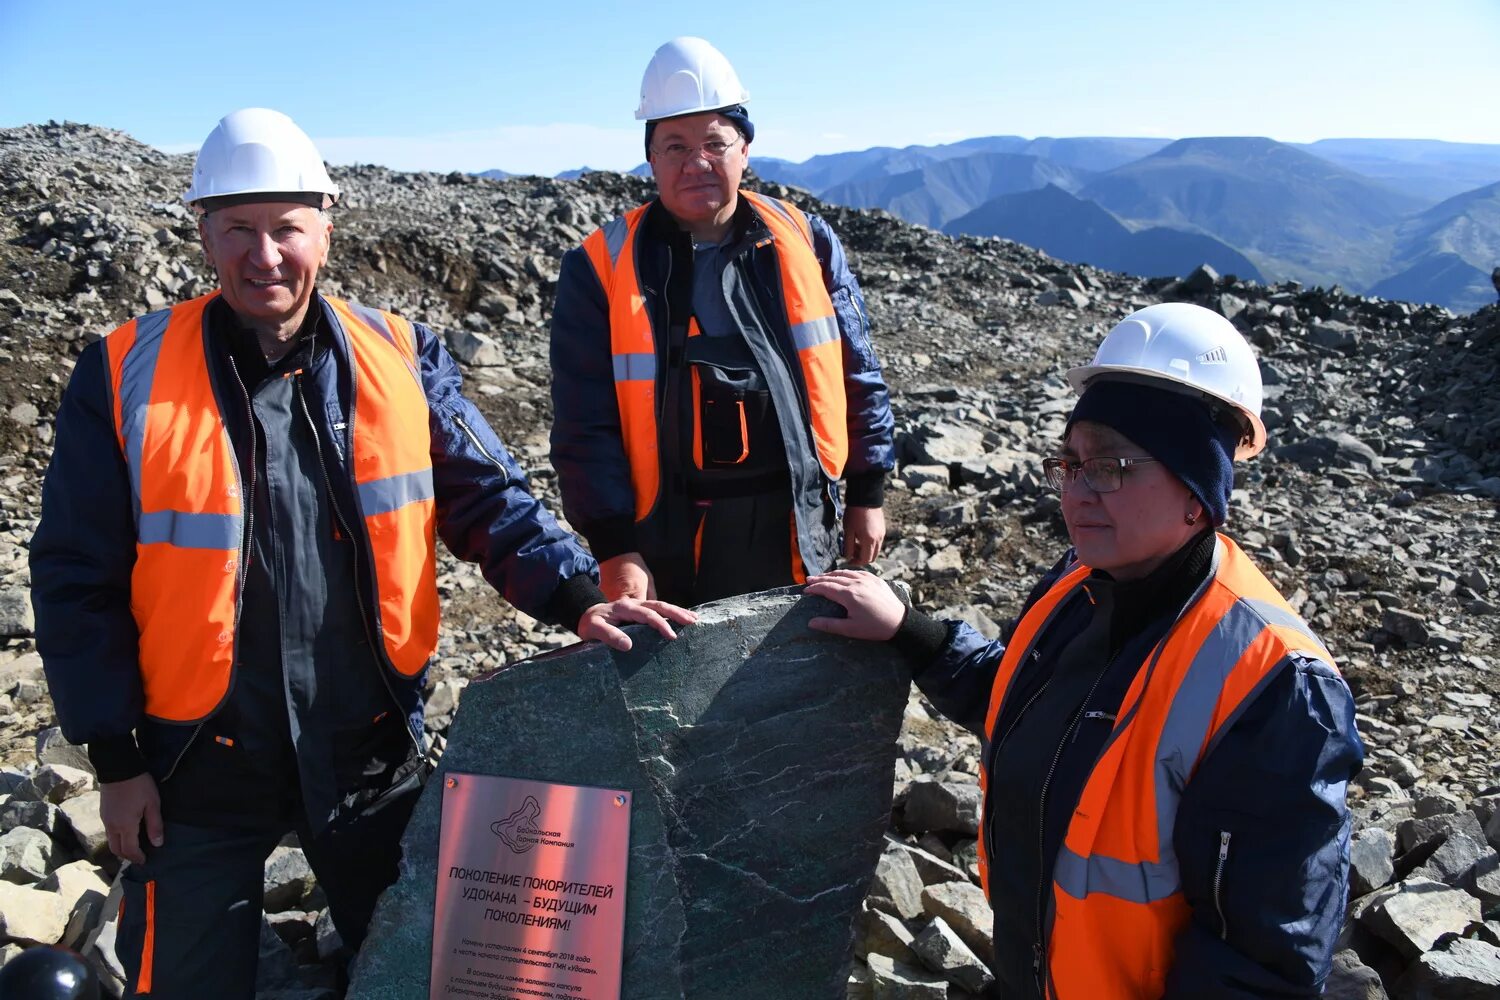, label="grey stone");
[1350,827,1396,895]
[866,953,948,999]
[1310,320,1361,351]
[912,916,993,993]
[1324,948,1389,1000]
[901,780,981,837]
[1463,852,1500,910]
[901,465,949,489]
[885,837,968,887]
[1414,791,1465,819]
[0,826,55,884]
[1382,608,1431,647]
[0,652,43,699]
[858,902,918,965]
[1037,288,1089,309]
[57,791,108,862]
[1393,938,1500,999]
[920,881,992,961]
[1414,833,1491,886]
[1275,433,1379,473]
[1398,810,1486,856]
[908,422,987,467]
[870,842,927,920]
[314,908,342,962]
[444,328,504,367]
[1362,877,1481,959]
[350,589,911,1000]
[30,764,95,805]
[38,859,109,949]
[1178,263,1220,294]
[34,728,93,776]
[0,799,60,838]
[950,841,980,884]
[264,845,317,913]
[0,590,32,638]
[257,916,336,997]
[266,909,318,951]
[0,881,68,945]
